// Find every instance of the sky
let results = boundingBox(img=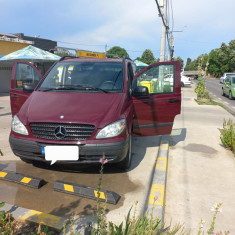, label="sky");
[1,0,235,65]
